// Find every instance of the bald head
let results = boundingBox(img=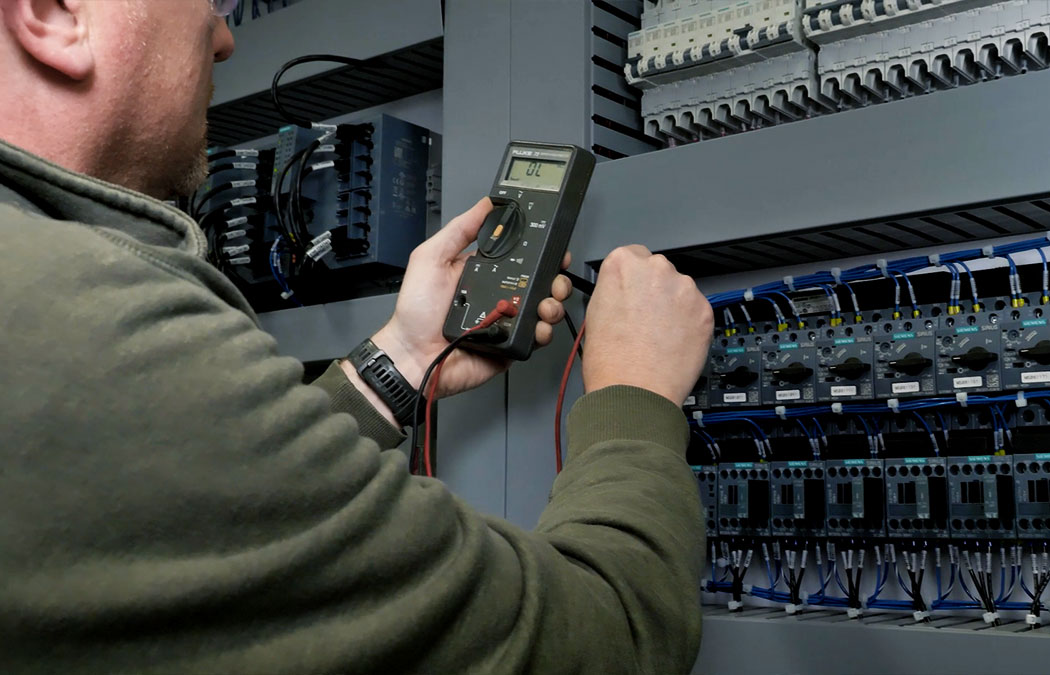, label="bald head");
[0,0,235,199]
